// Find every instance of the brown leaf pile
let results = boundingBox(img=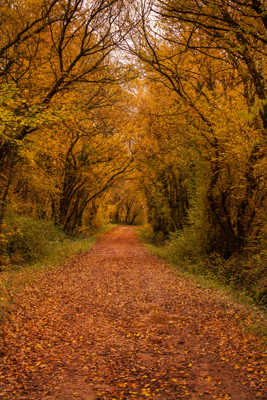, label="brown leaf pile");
[0,226,266,400]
